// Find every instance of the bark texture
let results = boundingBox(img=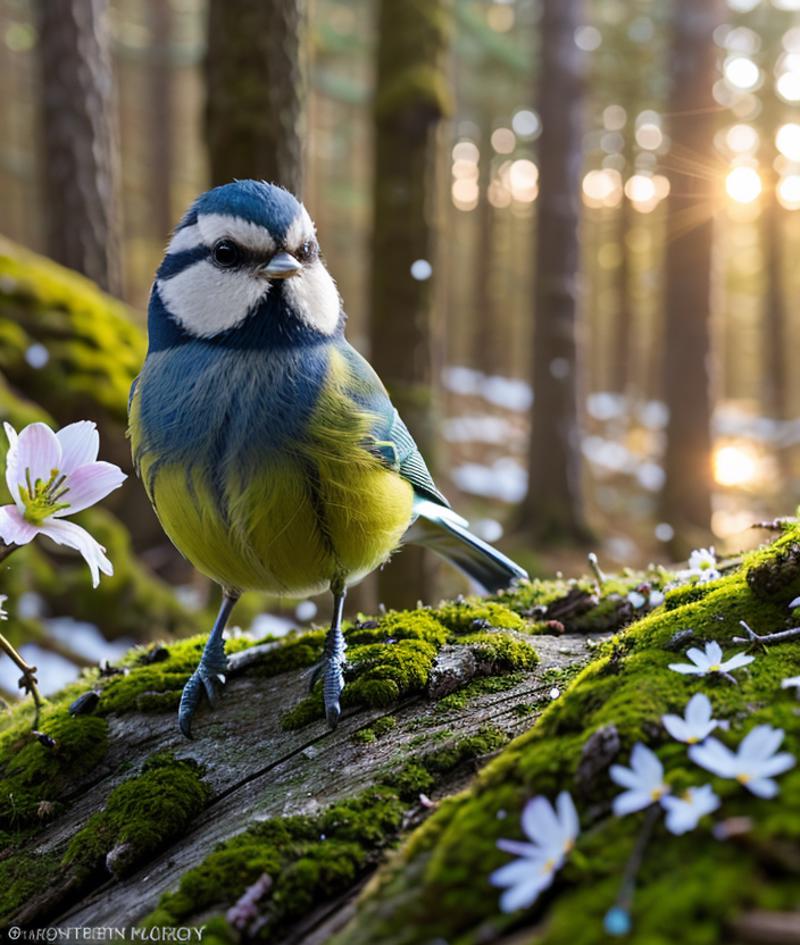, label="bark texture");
[520,0,590,544]
[205,0,306,194]
[36,0,122,295]
[659,0,725,556]
[369,0,451,607]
